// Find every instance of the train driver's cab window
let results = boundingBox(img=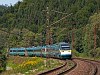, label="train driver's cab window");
[61,47,70,50]
[61,44,70,50]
